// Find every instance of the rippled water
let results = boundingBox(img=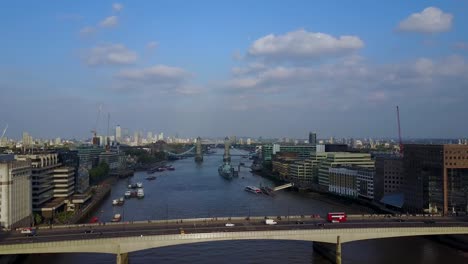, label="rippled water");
[24,149,468,264]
